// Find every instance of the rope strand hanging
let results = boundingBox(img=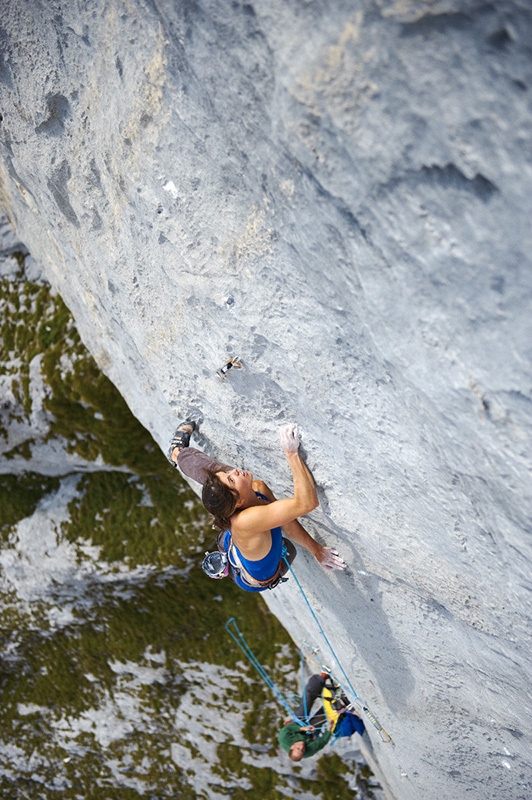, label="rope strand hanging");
[224,555,392,743]
[281,554,393,744]
[225,617,310,726]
